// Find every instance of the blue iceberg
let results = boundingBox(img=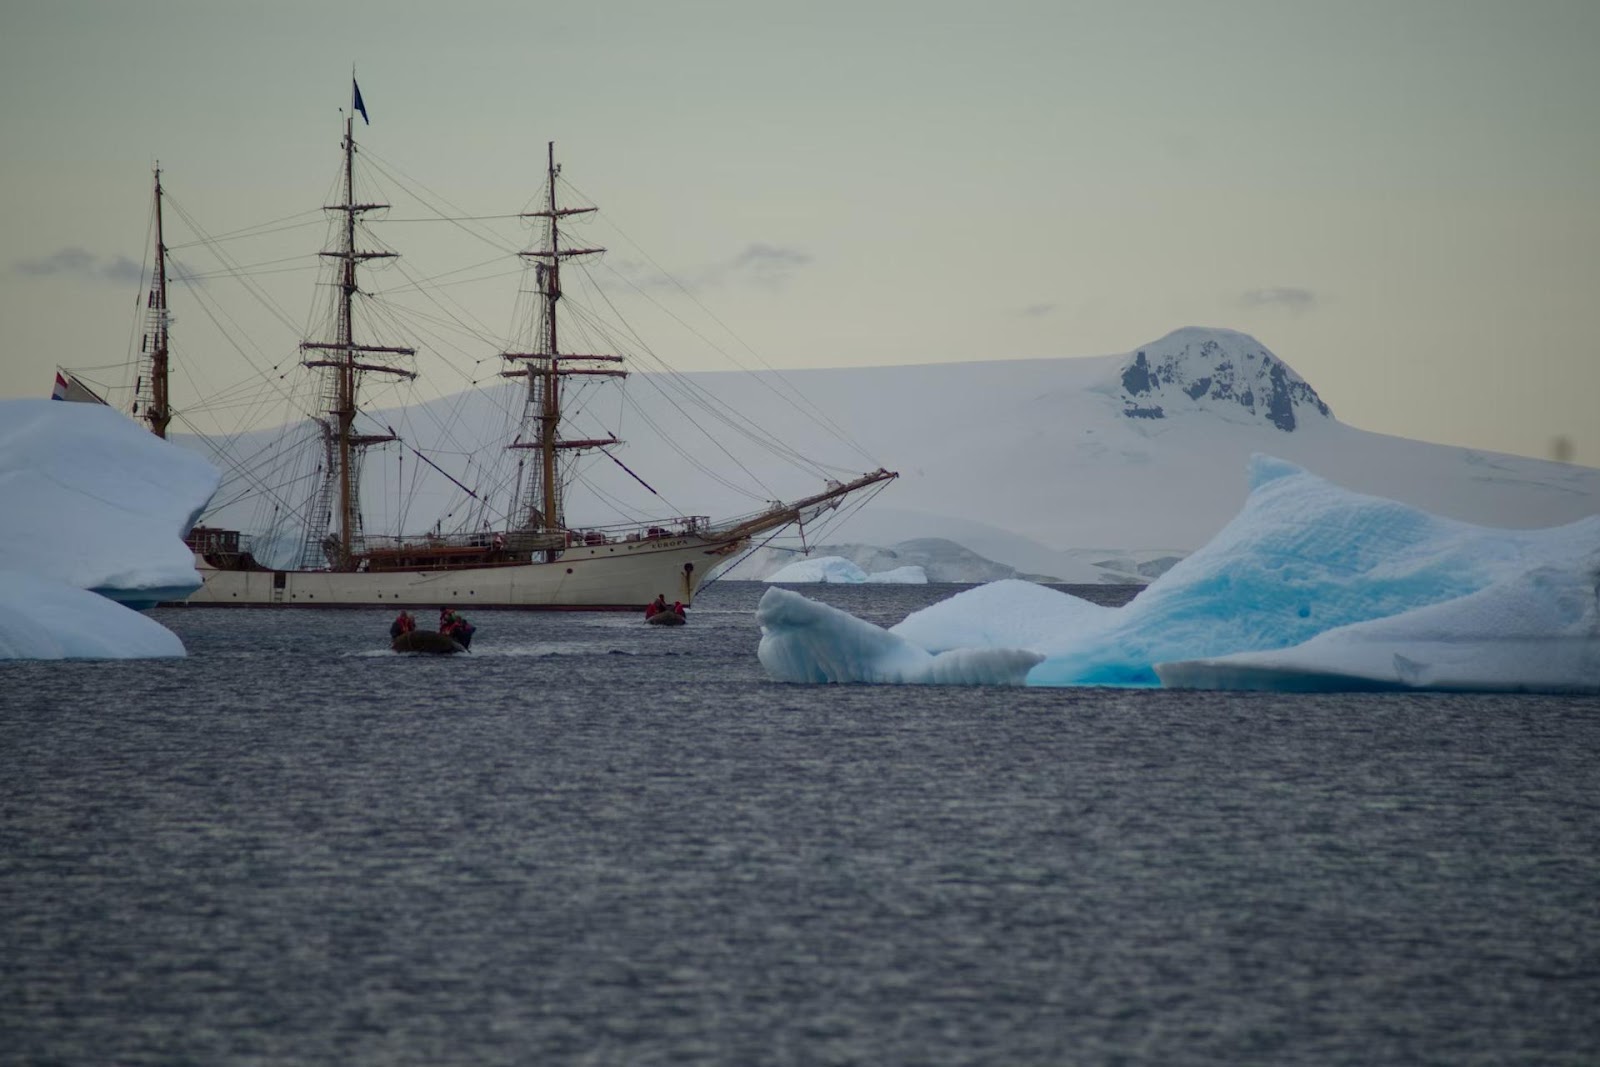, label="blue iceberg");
[756,457,1599,693]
